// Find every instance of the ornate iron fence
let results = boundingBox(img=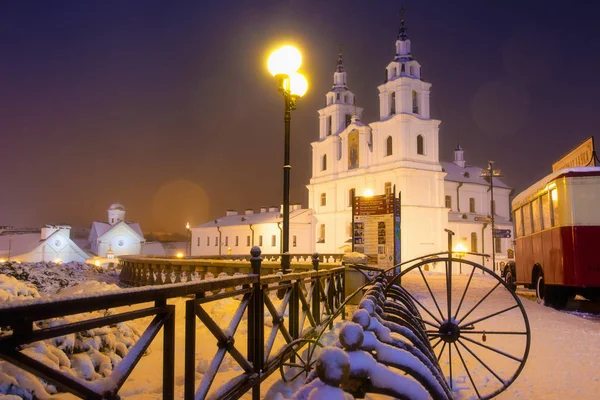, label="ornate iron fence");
[0,247,345,399]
